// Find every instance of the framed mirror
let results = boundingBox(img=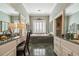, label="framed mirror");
[0,21,9,32]
[0,21,2,32]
